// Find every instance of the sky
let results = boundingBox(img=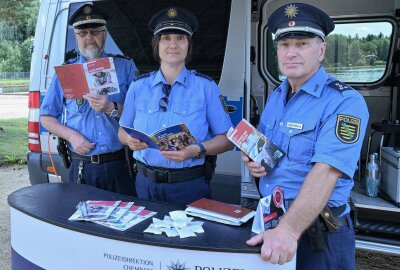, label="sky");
[333,22,393,38]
